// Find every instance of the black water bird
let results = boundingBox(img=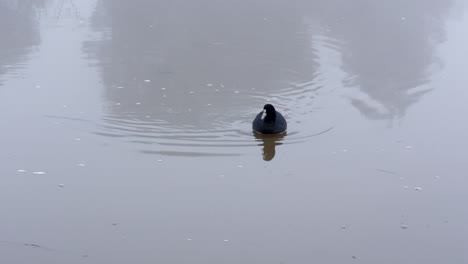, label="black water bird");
[252,104,287,134]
